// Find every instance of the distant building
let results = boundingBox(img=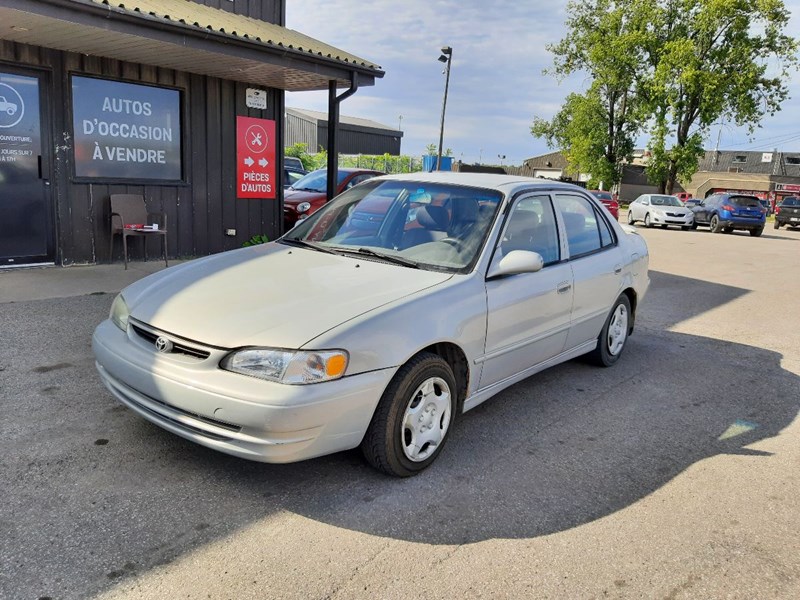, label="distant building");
[685,150,800,203]
[522,149,800,204]
[286,108,403,156]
